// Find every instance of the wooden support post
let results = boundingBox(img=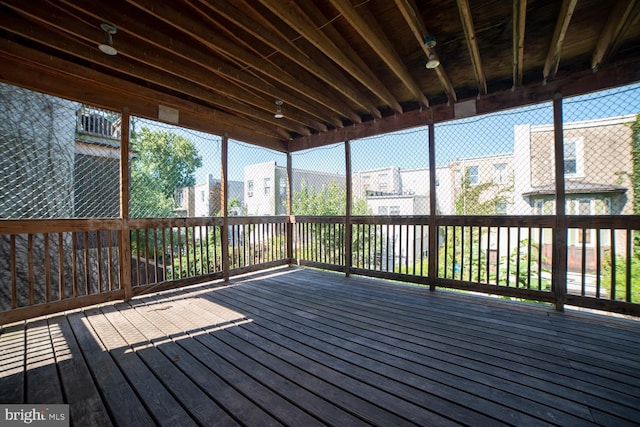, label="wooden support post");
[286,152,294,265]
[221,134,230,281]
[119,107,133,301]
[345,140,353,276]
[552,94,567,311]
[428,122,438,291]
